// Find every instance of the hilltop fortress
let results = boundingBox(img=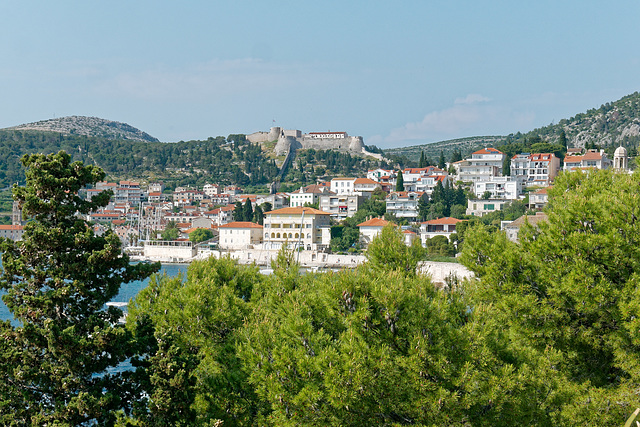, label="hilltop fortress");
[247,127,382,160]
